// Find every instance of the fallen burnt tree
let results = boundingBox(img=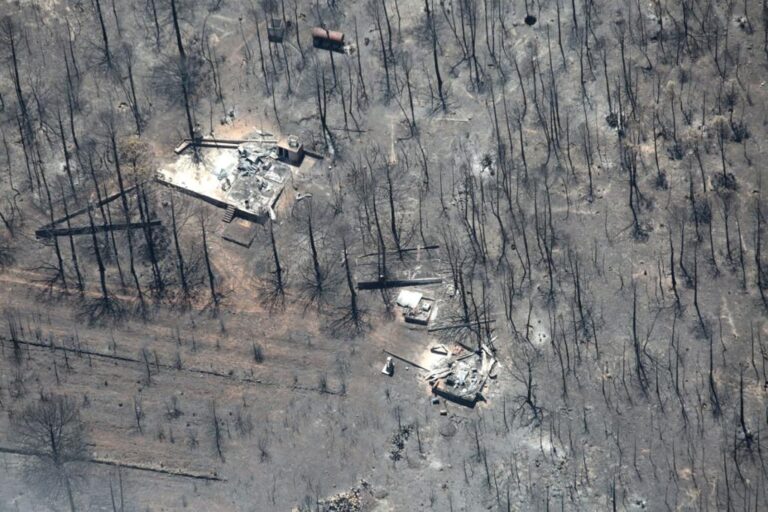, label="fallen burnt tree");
[0,445,224,482]
[356,277,443,290]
